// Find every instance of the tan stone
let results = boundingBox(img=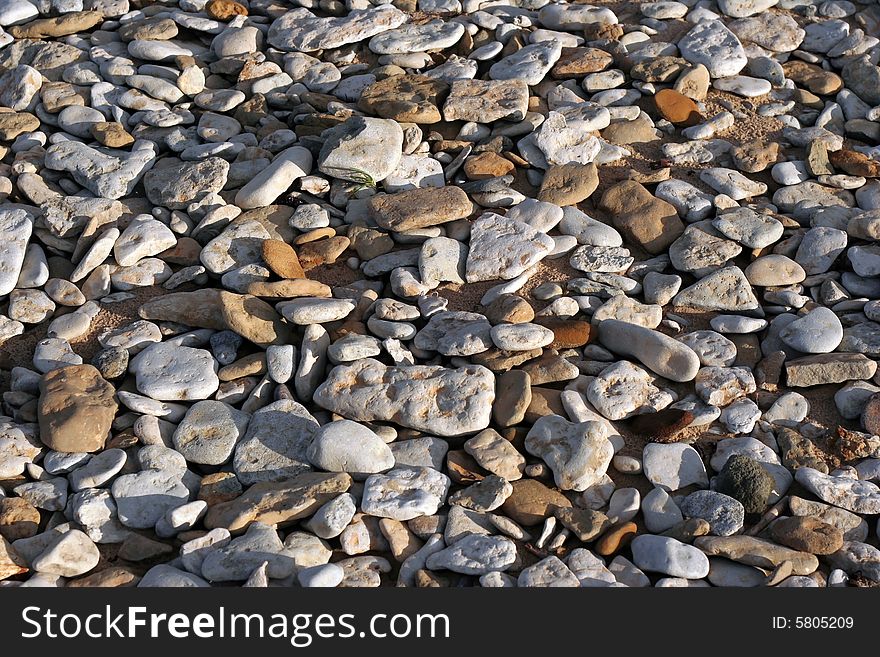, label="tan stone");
[358,74,448,124]
[600,180,685,254]
[246,279,331,298]
[139,289,291,348]
[261,239,305,278]
[500,478,571,526]
[206,0,248,20]
[0,497,40,541]
[368,186,472,231]
[538,162,598,206]
[204,472,352,533]
[90,122,134,148]
[0,536,27,580]
[463,152,515,180]
[551,47,613,78]
[38,365,117,453]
